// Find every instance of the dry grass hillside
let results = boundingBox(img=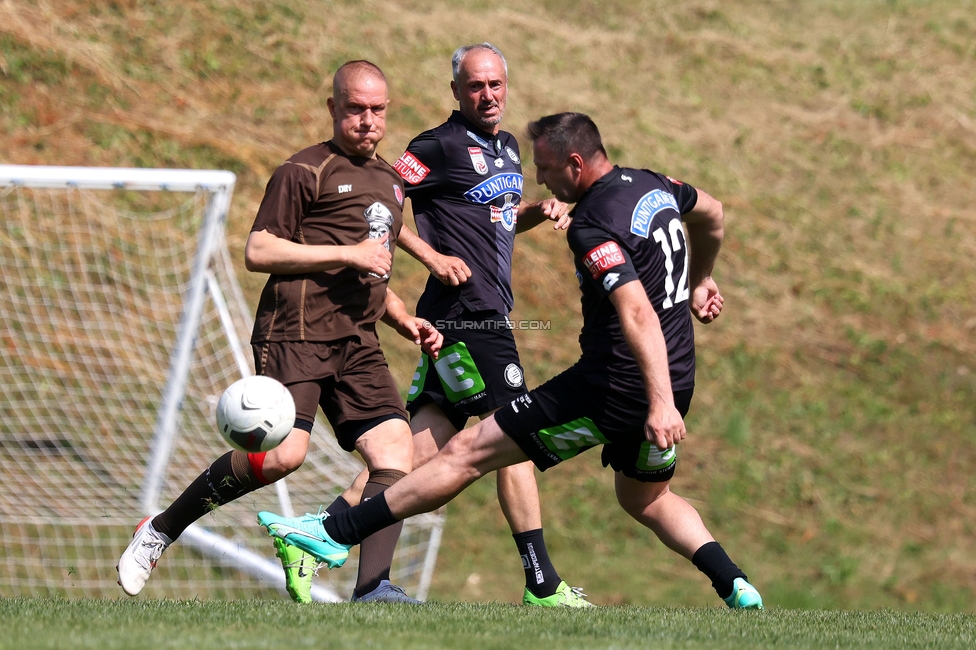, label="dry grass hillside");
[2,0,974,610]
